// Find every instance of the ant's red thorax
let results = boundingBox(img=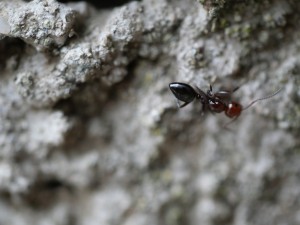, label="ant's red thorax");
[209,100,227,113]
[225,102,242,118]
